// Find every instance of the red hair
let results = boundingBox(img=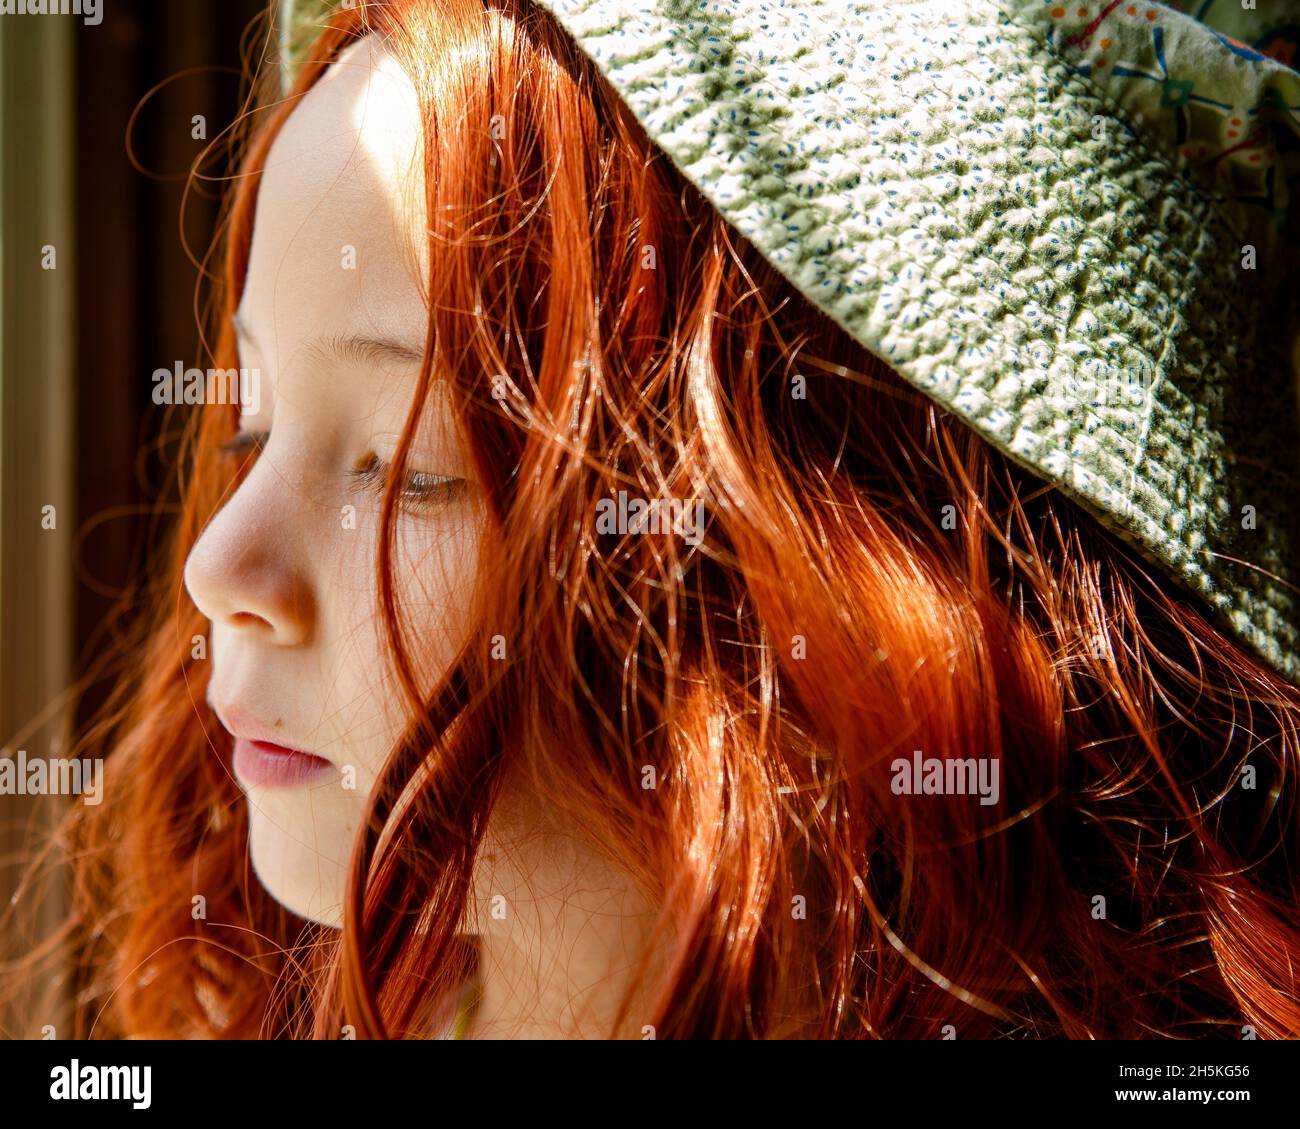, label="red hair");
[5,0,1300,1038]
